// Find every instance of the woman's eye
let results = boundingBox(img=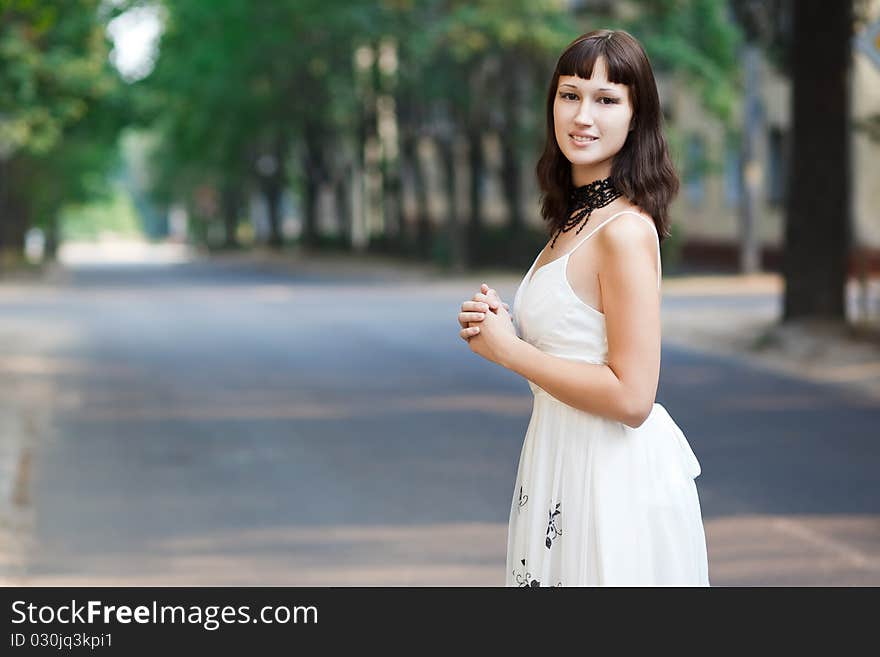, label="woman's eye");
[558,92,619,104]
